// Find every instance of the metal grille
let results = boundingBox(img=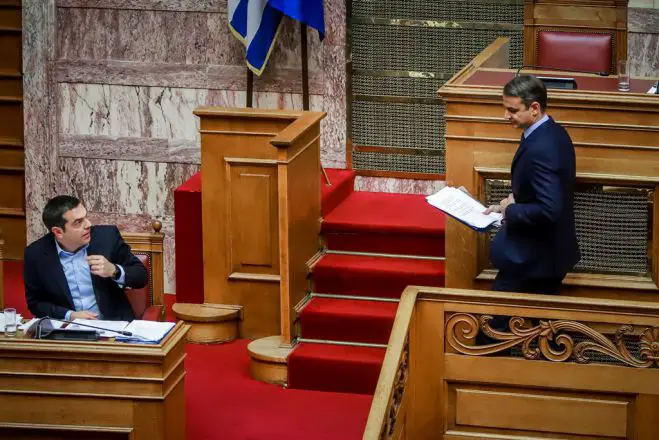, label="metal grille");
[352,151,444,174]
[484,180,651,276]
[348,0,525,175]
[352,0,525,23]
[352,101,444,150]
[352,25,524,73]
[353,75,446,99]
